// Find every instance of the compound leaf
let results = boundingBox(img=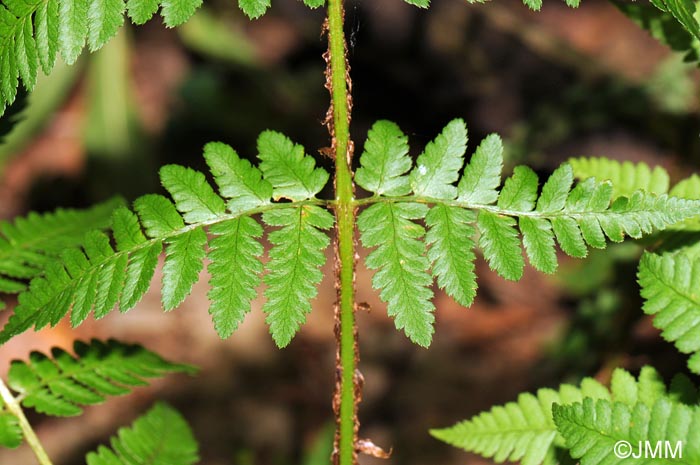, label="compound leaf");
[86,402,199,465]
[6,339,194,417]
[569,157,670,199]
[639,251,700,374]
